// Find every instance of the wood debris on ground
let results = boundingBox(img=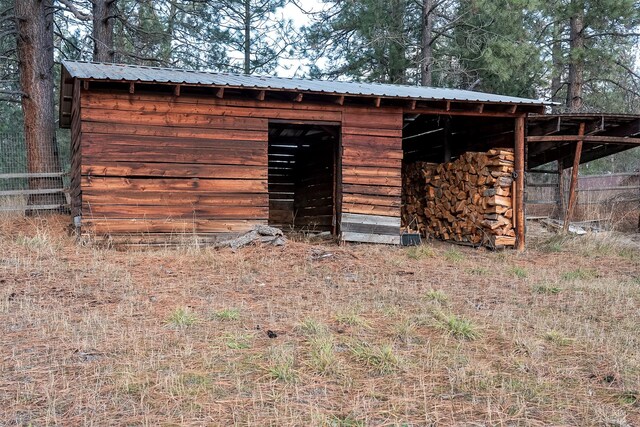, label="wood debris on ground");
[215,225,286,250]
[403,149,516,248]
